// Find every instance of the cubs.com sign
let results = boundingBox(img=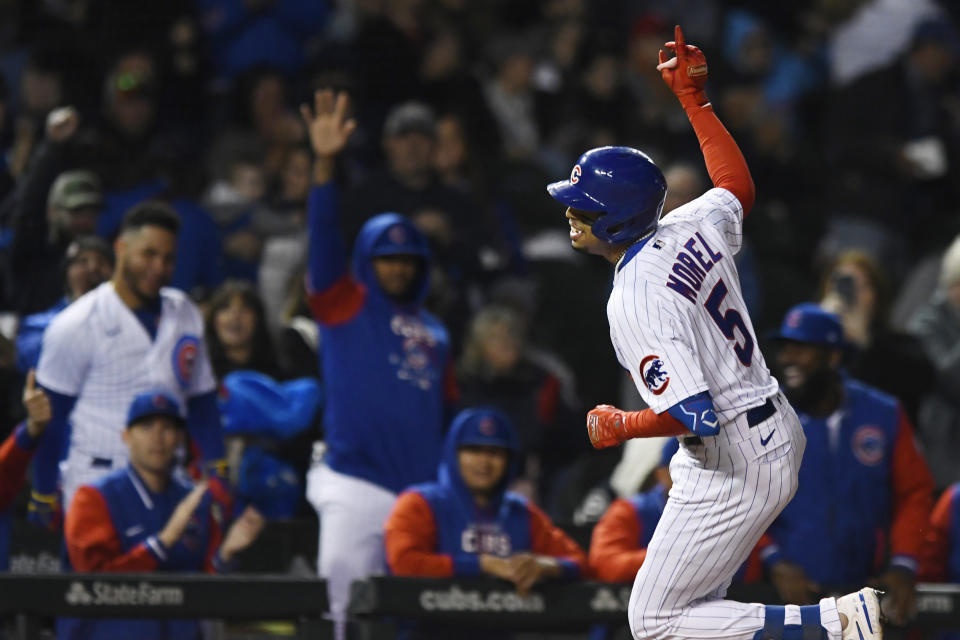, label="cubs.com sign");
[65,581,184,607]
[419,585,544,613]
